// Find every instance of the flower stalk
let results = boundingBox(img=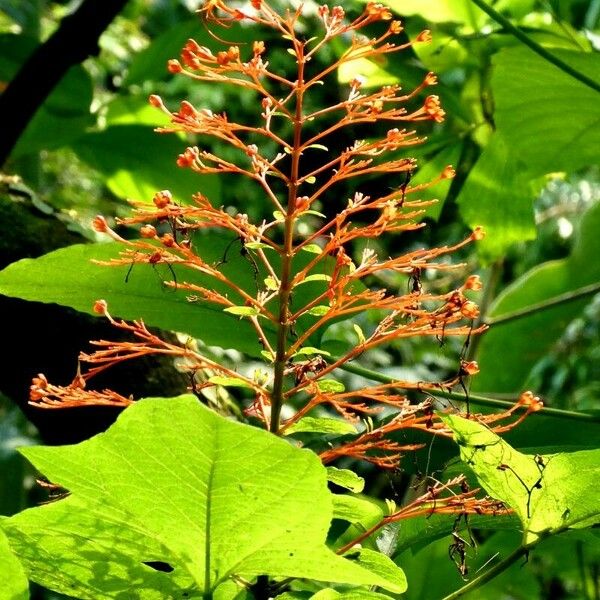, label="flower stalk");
[30,0,542,471]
